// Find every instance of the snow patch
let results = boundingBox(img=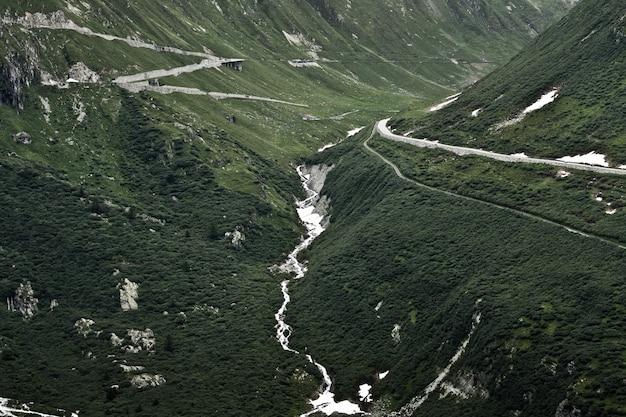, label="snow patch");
[557,151,609,167]
[523,89,559,114]
[379,371,390,379]
[306,389,363,416]
[471,108,482,117]
[556,170,572,178]
[0,397,76,417]
[359,384,373,402]
[510,153,529,158]
[493,89,559,130]
[318,143,336,152]
[347,126,365,137]
[428,93,461,112]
